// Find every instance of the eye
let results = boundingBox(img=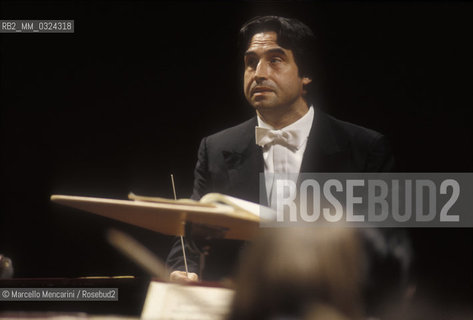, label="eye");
[270,57,283,64]
[245,57,258,69]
